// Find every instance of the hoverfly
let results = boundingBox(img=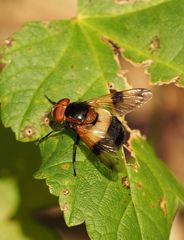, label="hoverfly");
[38,88,152,176]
